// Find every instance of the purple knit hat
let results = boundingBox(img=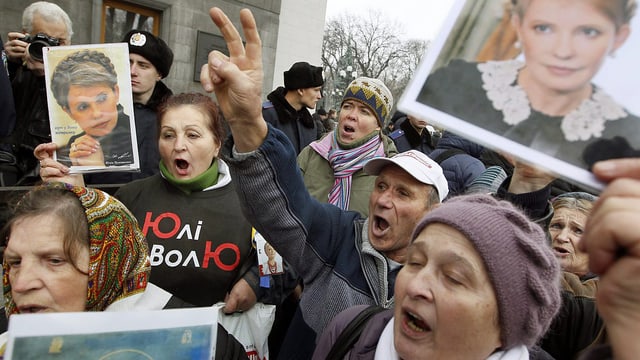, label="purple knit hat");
[411,194,561,349]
